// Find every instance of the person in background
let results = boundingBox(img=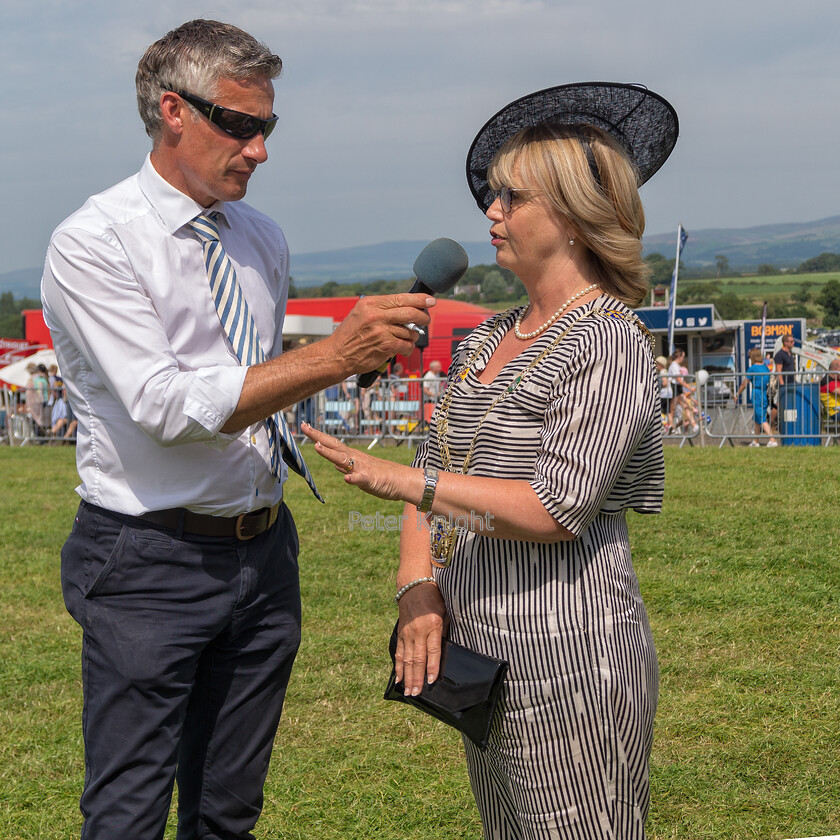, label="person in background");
[422,359,444,401]
[50,379,78,443]
[819,358,840,432]
[24,362,50,434]
[765,352,780,431]
[304,81,675,839]
[736,347,777,447]
[679,360,700,431]
[388,360,408,400]
[819,358,840,393]
[47,363,60,406]
[771,335,798,435]
[656,355,674,433]
[774,334,796,386]
[41,19,432,839]
[340,375,360,433]
[668,349,696,433]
